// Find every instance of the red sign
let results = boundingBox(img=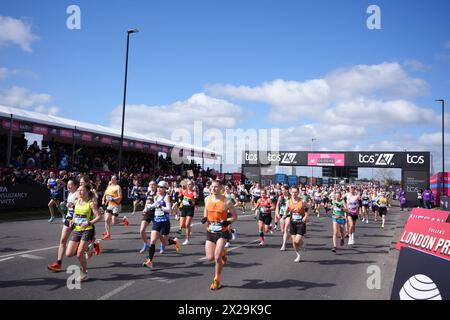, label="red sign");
[396,208,450,261]
[122,140,129,147]
[32,124,48,135]
[150,144,158,151]
[101,136,112,145]
[81,133,92,141]
[308,153,345,166]
[2,120,20,131]
[60,129,73,138]
[135,142,144,149]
